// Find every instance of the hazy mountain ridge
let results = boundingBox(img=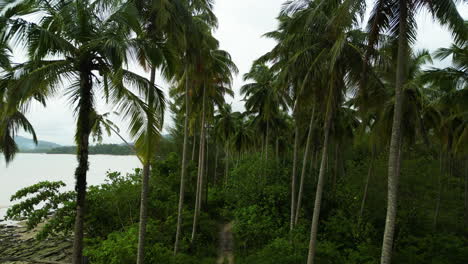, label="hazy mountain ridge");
[15,134,172,155]
[15,136,61,150]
